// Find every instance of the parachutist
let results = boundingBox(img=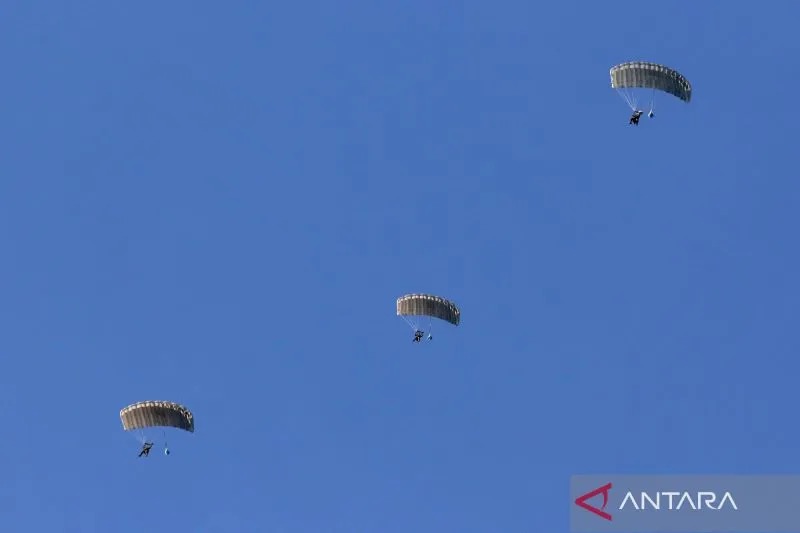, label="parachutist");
[611,62,689,127]
[121,401,194,459]
[397,294,460,342]
[139,442,154,457]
